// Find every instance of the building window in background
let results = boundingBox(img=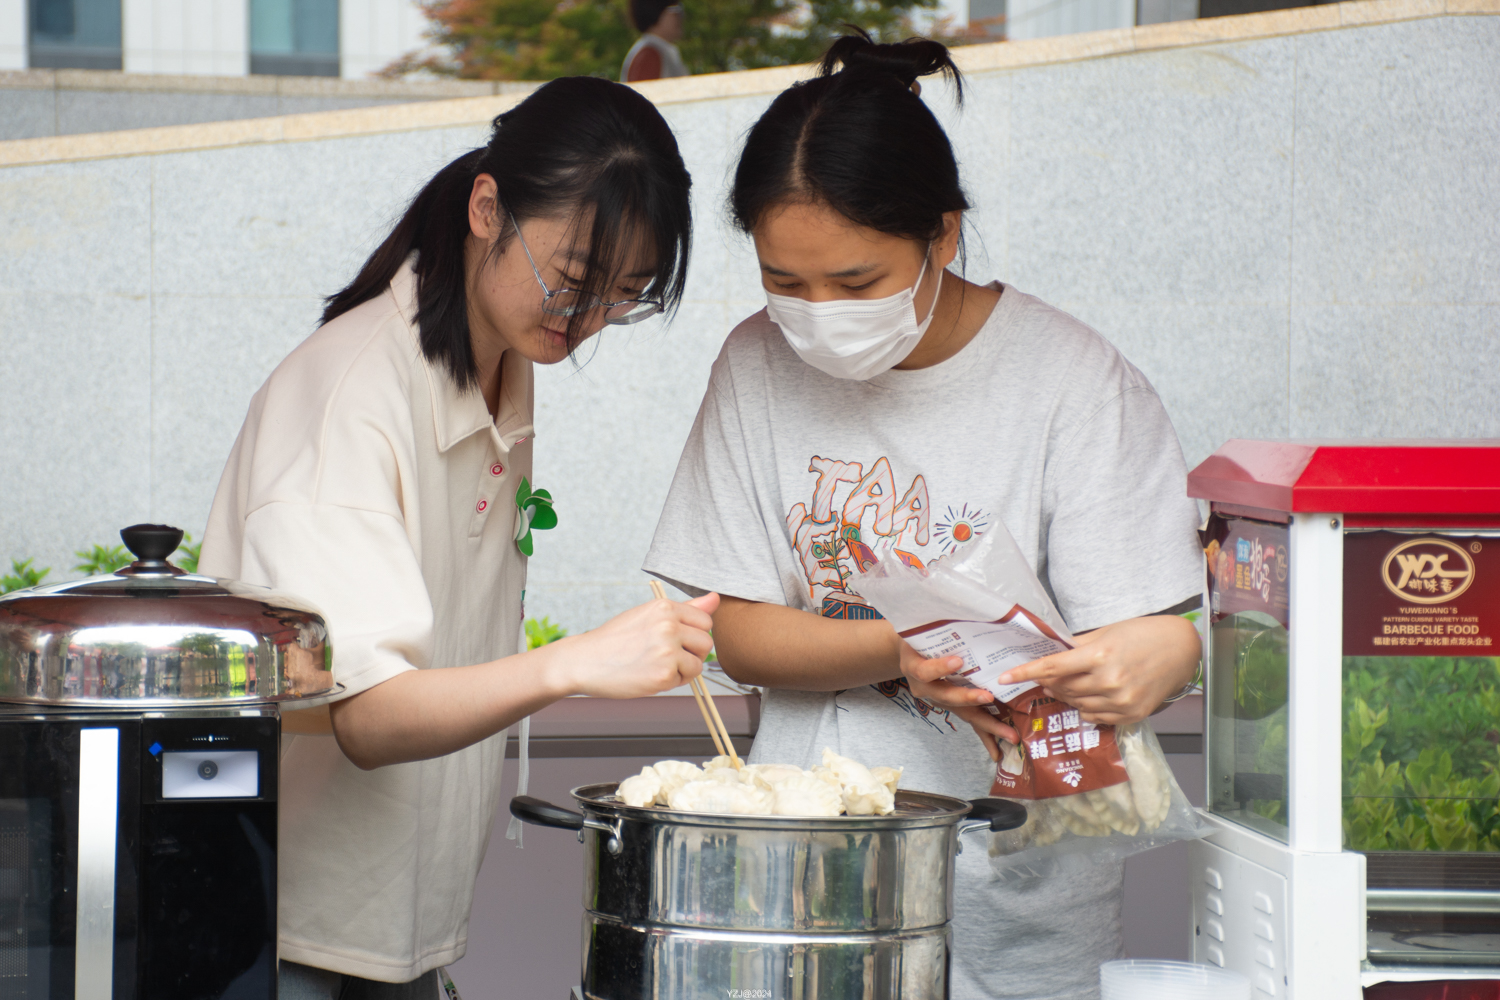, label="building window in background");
[969,0,1007,38]
[28,0,122,69]
[1138,0,1198,24]
[250,0,339,77]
